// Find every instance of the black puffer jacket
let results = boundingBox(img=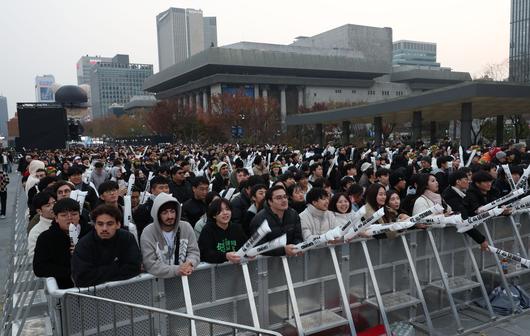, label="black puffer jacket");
[442,186,486,244]
[249,205,303,256]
